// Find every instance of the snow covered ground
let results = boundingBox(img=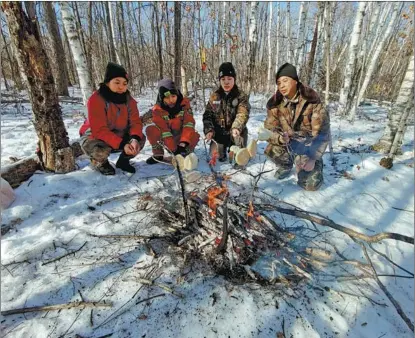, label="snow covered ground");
[1,86,414,338]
